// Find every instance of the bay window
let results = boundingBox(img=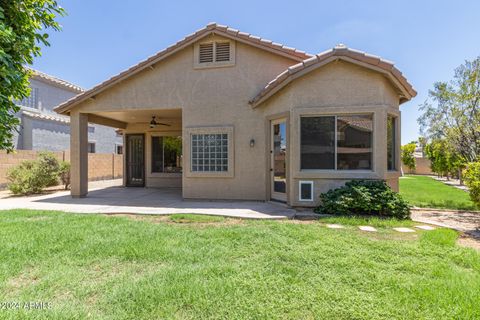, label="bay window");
[300,114,373,170]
